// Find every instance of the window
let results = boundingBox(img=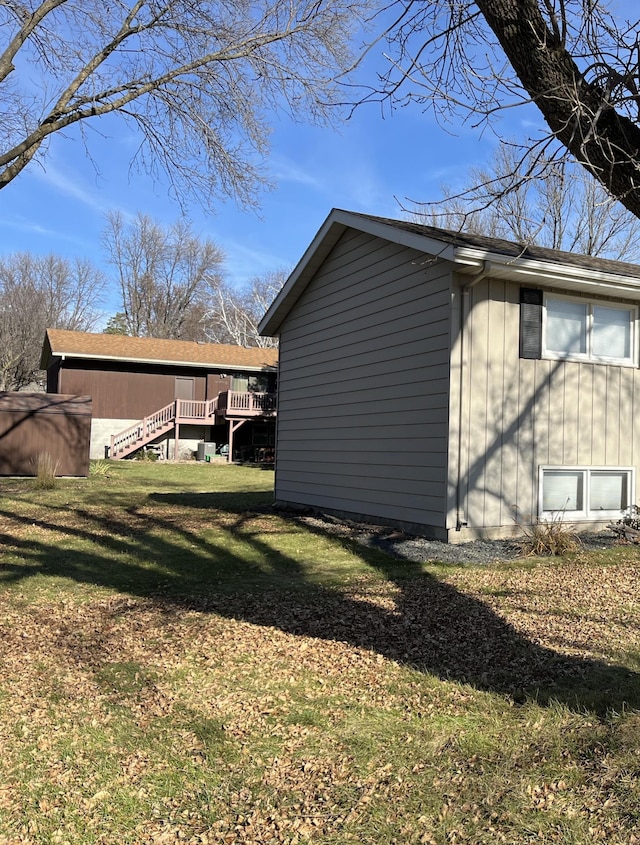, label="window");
[231,375,249,392]
[543,295,635,365]
[546,300,587,356]
[540,466,633,519]
[231,374,275,392]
